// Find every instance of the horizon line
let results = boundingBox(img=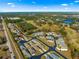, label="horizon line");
[0,11,79,13]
